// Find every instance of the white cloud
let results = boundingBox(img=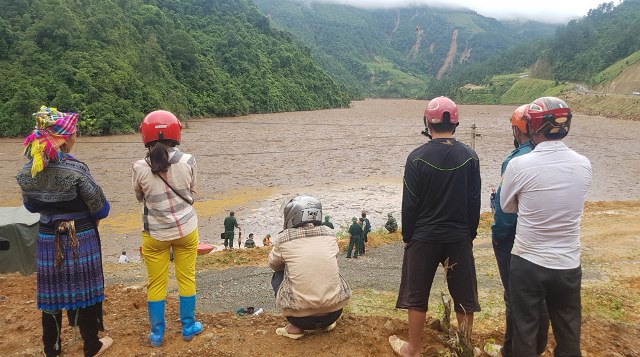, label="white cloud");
[308,0,613,24]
